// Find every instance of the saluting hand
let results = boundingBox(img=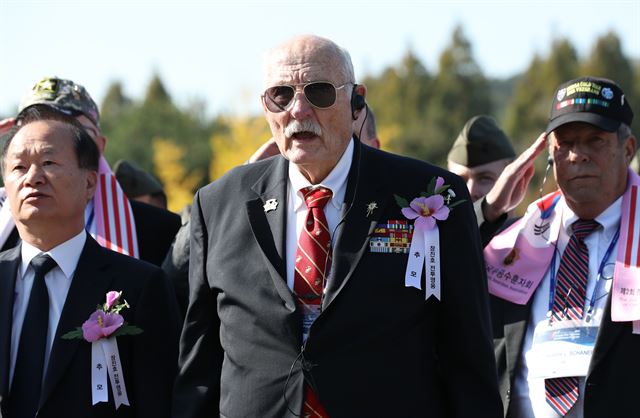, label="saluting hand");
[483,132,548,222]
